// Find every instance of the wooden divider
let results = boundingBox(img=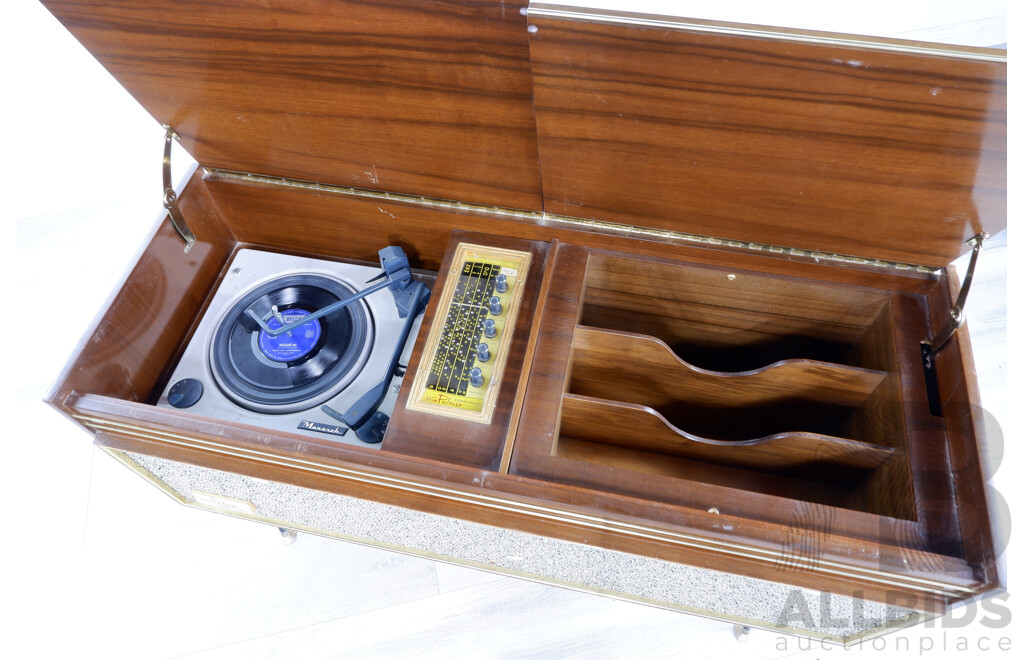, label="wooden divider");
[559,393,894,484]
[572,325,887,409]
